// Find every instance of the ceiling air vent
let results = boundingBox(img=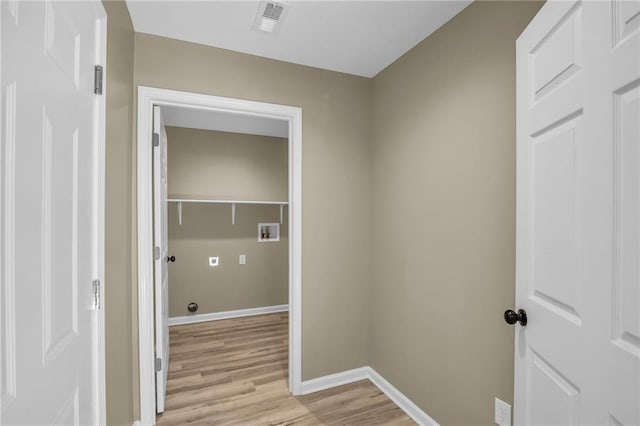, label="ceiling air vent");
[263,3,284,20]
[253,1,287,34]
